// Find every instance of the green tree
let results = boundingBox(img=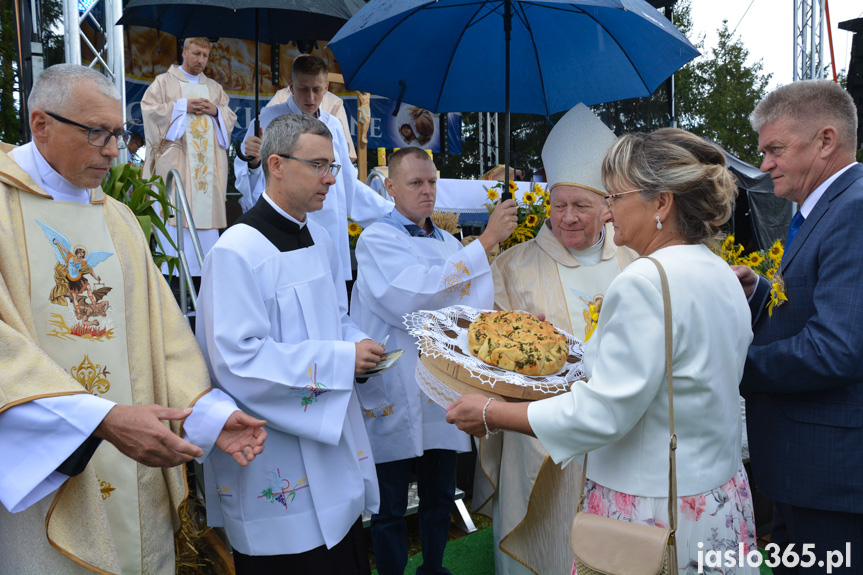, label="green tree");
[0,2,23,144]
[674,2,772,165]
[0,0,65,145]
